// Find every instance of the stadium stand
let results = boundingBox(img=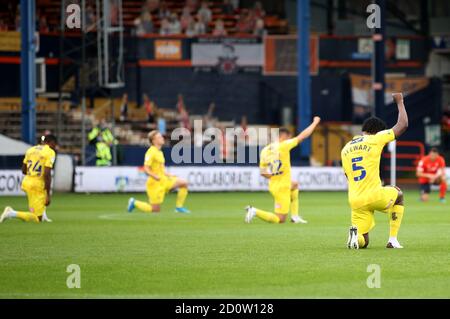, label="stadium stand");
[0,0,288,35]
